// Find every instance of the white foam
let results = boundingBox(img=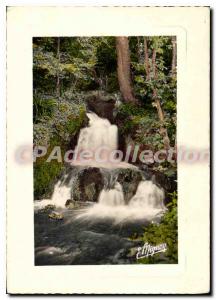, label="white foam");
[75,181,166,224]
